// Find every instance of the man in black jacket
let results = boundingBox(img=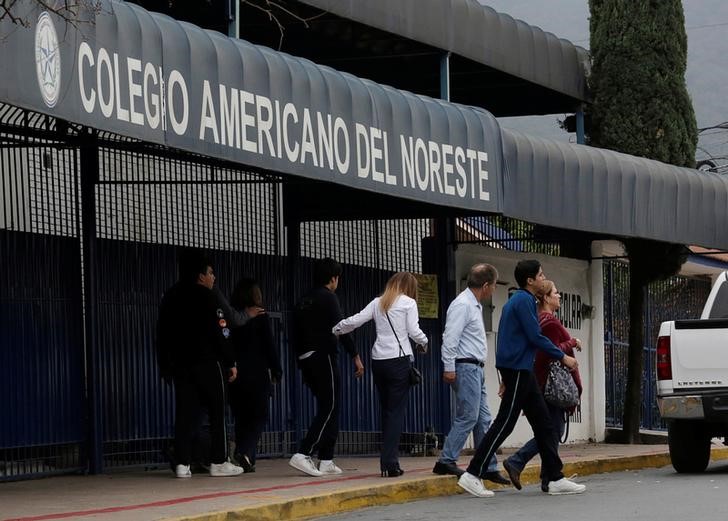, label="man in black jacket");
[289,257,364,476]
[157,250,244,478]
